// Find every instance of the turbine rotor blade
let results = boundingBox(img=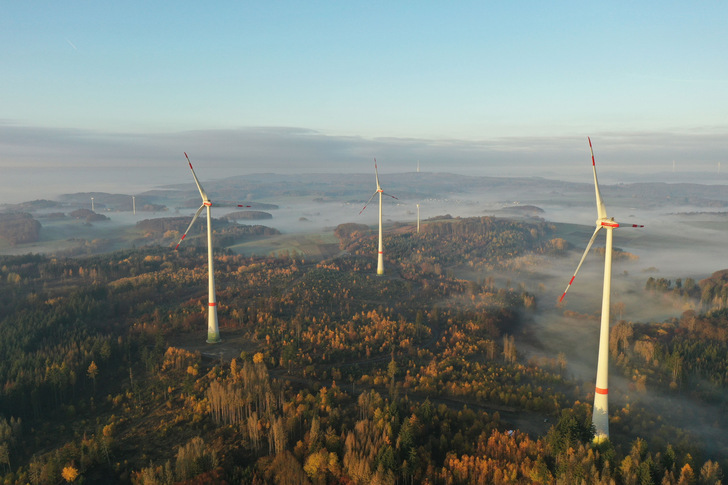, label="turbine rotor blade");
[174,205,205,250]
[184,152,209,201]
[374,158,381,189]
[604,221,645,229]
[381,191,398,200]
[588,138,607,220]
[359,191,378,214]
[559,225,602,302]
